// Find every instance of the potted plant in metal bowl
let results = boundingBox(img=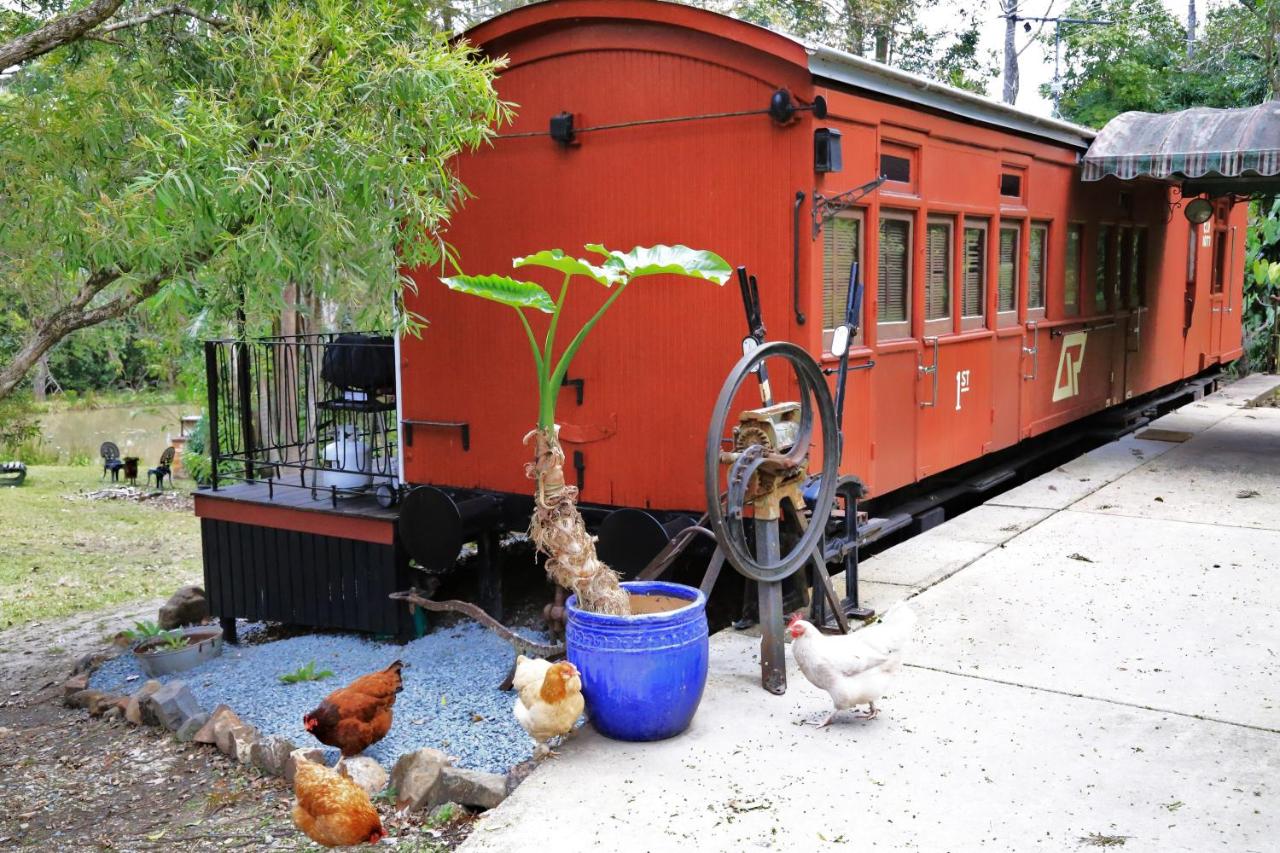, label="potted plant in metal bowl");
[442,244,729,740]
[128,621,224,677]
